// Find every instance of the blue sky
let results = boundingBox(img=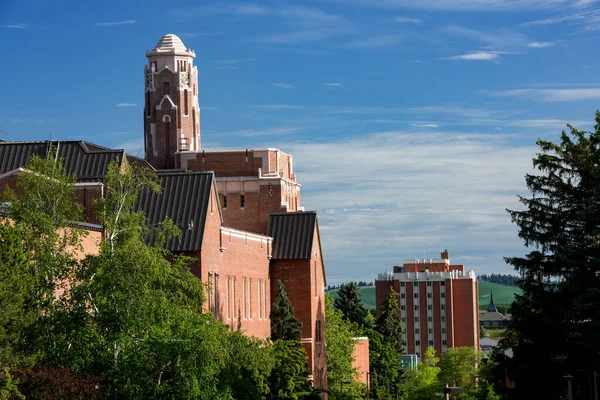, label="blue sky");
[2,0,600,283]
